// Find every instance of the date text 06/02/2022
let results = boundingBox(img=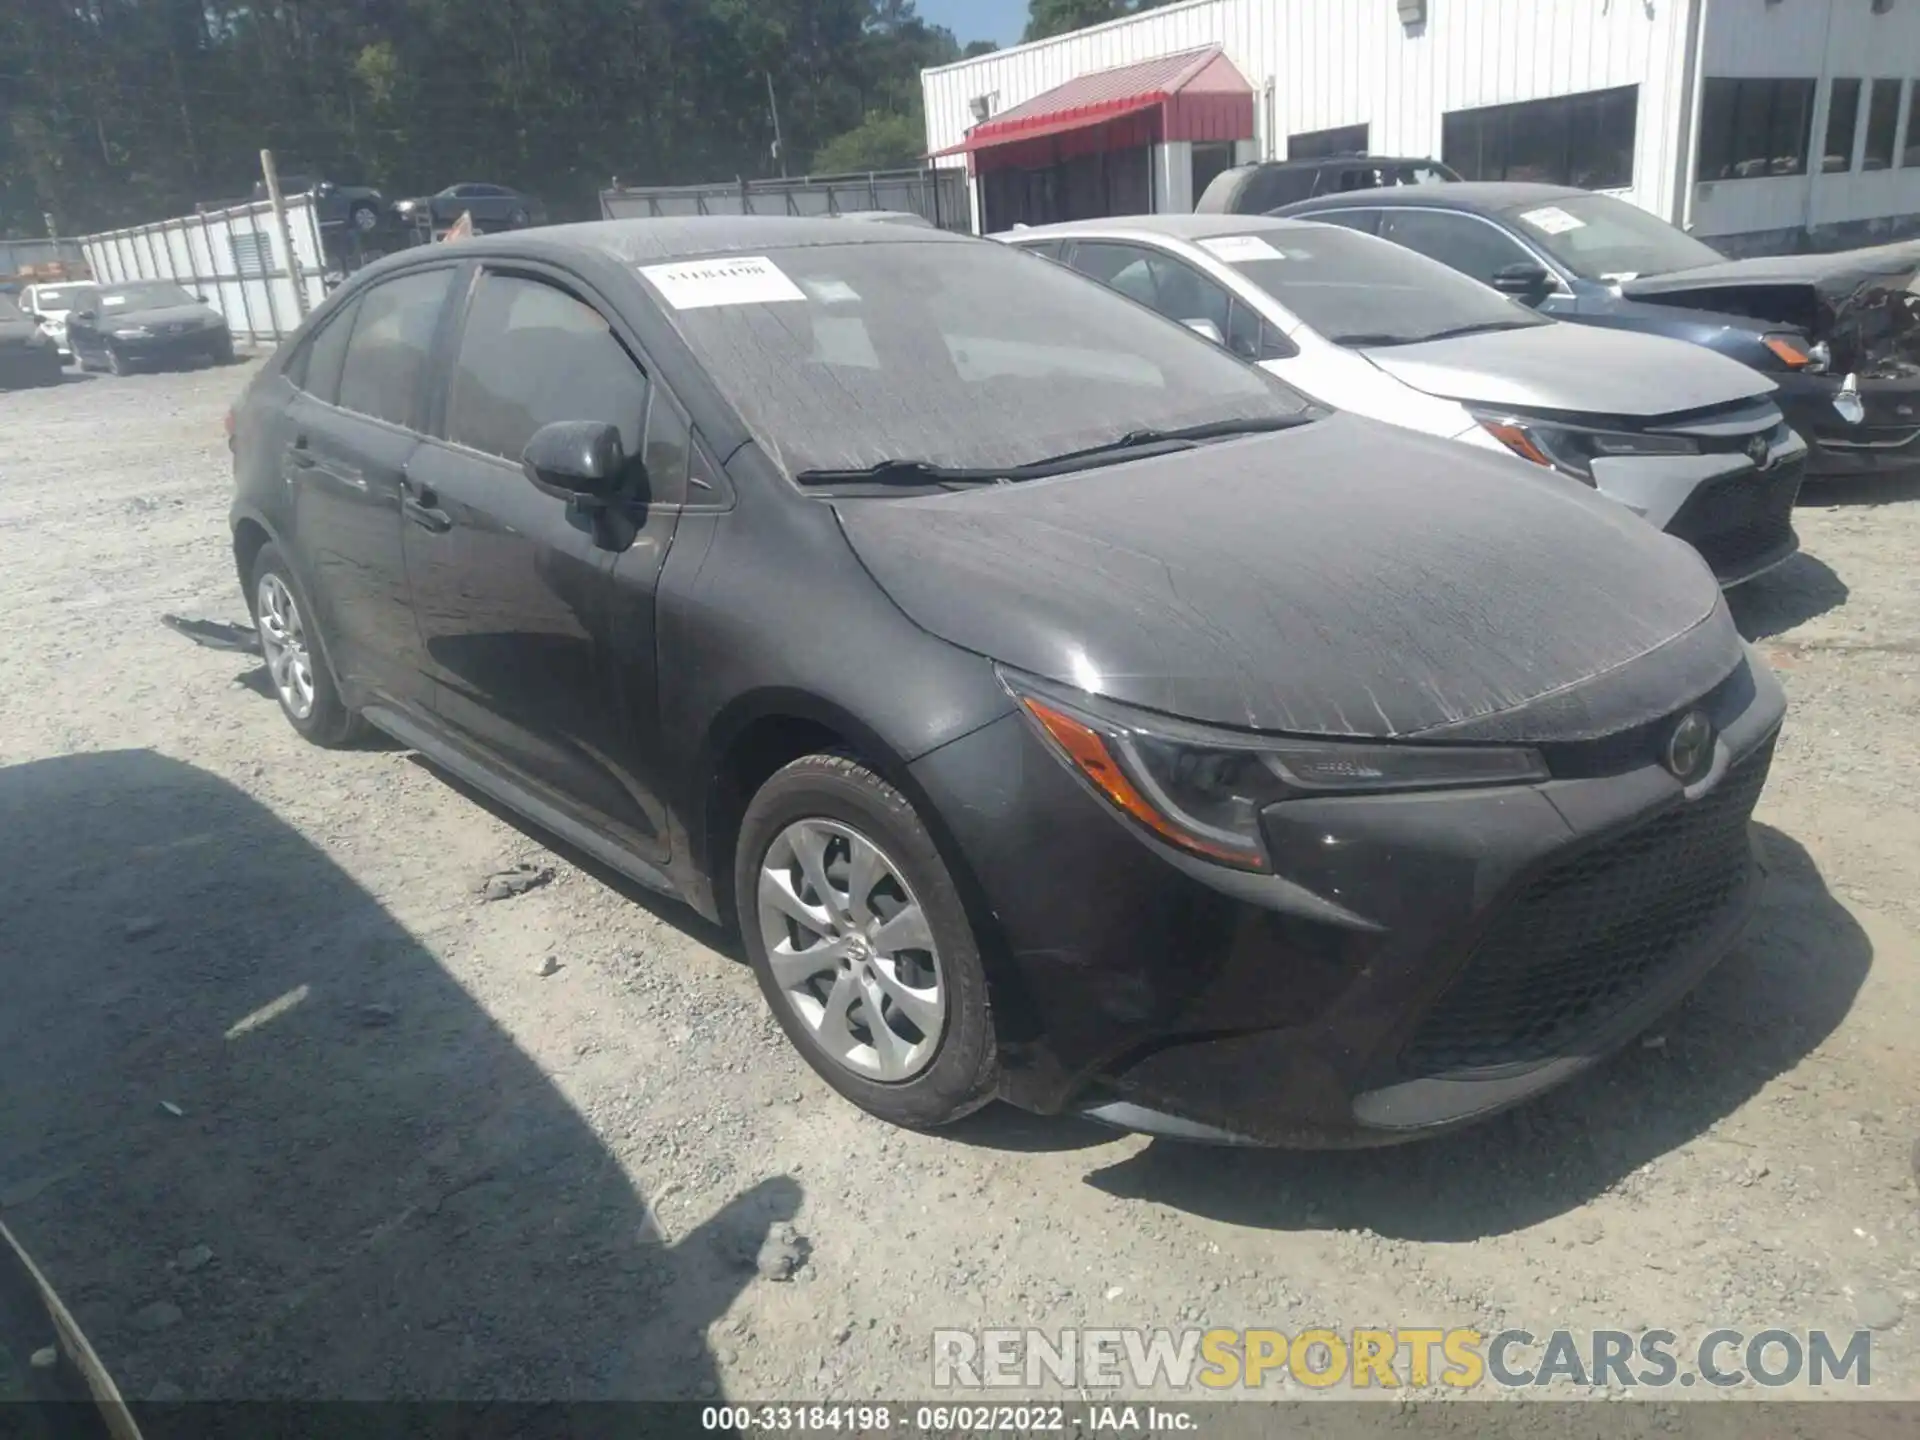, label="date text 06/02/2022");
[700,1404,1198,1433]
